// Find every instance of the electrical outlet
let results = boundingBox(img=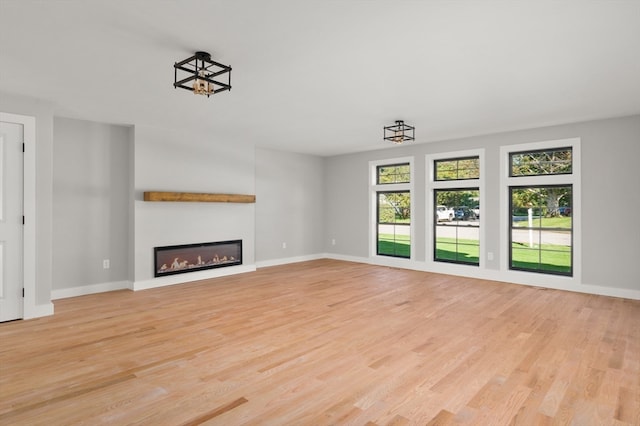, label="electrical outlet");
[103,259,110,269]
[331,239,336,245]
[282,242,287,249]
[487,252,494,261]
